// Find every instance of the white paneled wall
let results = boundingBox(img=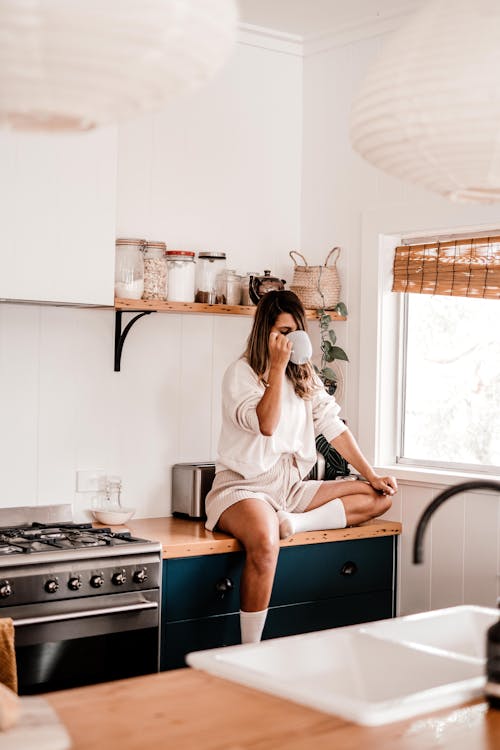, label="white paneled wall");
[0,302,255,521]
[387,482,500,615]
